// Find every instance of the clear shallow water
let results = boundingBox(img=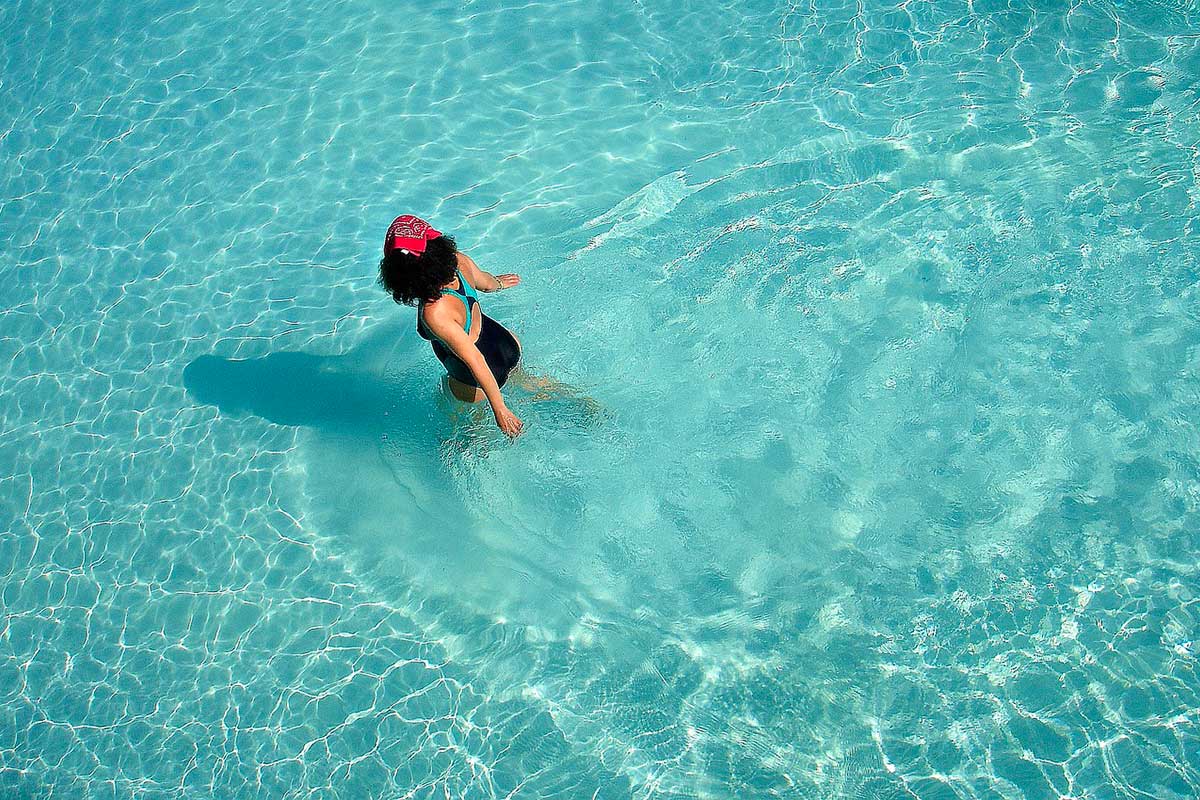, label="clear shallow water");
[2,0,1199,797]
